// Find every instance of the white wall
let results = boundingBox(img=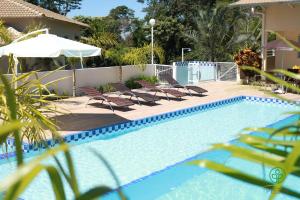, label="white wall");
[265,4,300,69]
[76,67,119,90]
[122,65,155,81]
[36,70,73,95]
[5,65,155,96]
